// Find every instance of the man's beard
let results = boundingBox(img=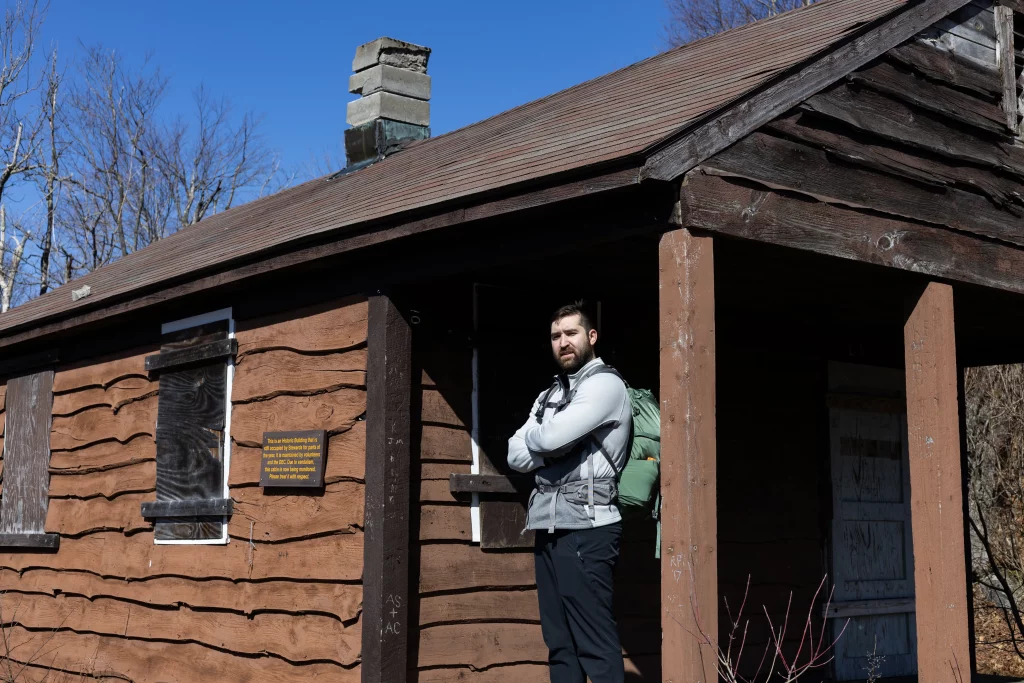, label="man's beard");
[555,340,595,373]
